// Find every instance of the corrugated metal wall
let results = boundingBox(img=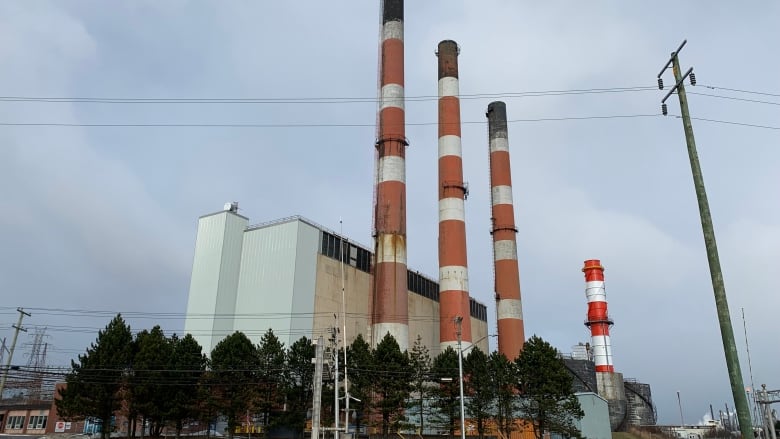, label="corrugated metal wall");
[234,220,318,347]
[183,211,247,355]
